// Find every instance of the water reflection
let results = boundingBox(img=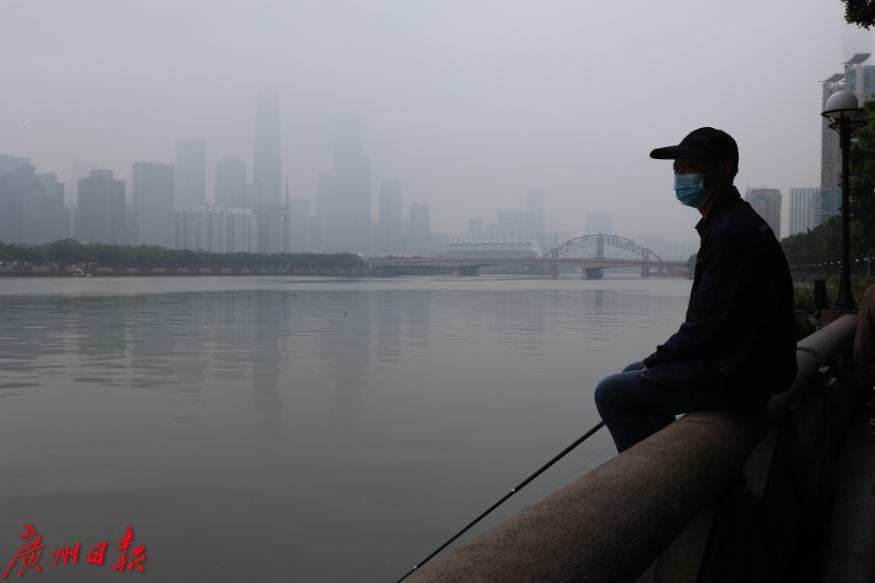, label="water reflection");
[314,290,375,427]
[0,276,690,582]
[248,291,285,444]
[374,290,403,370]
